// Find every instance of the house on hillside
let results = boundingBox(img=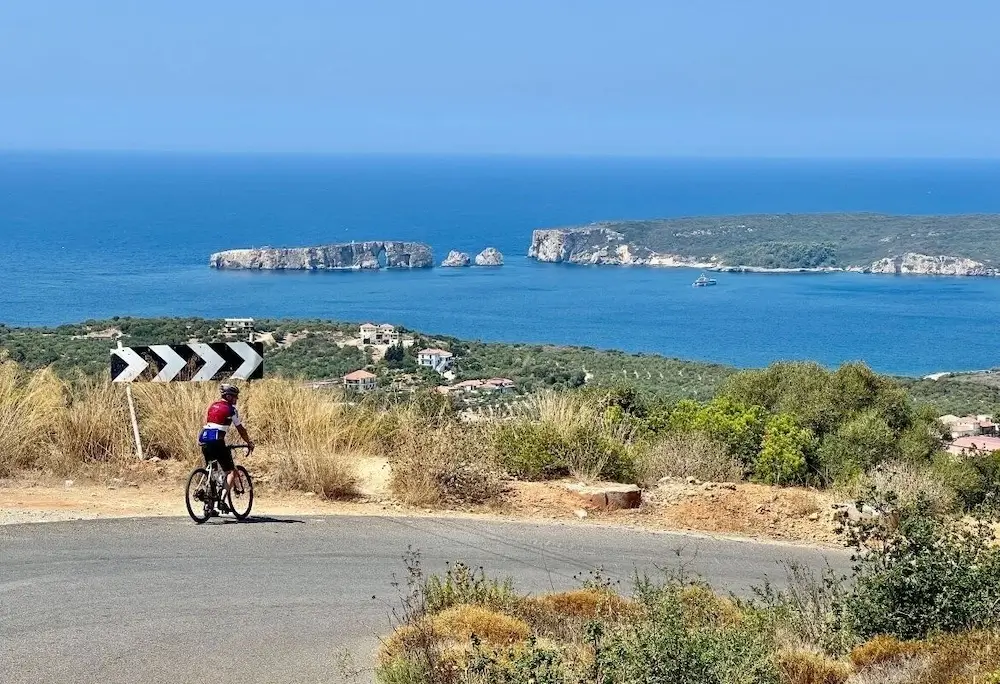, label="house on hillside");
[342,369,377,392]
[359,323,401,346]
[223,318,255,340]
[946,435,1000,456]
[417,348,454,373]
[483,378,516,393]
[940,414,997,438]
